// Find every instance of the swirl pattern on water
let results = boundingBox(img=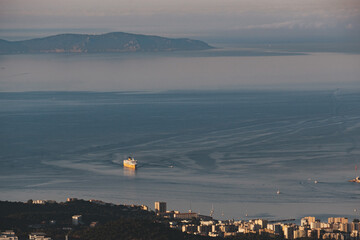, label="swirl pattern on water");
[1,90,360,220]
